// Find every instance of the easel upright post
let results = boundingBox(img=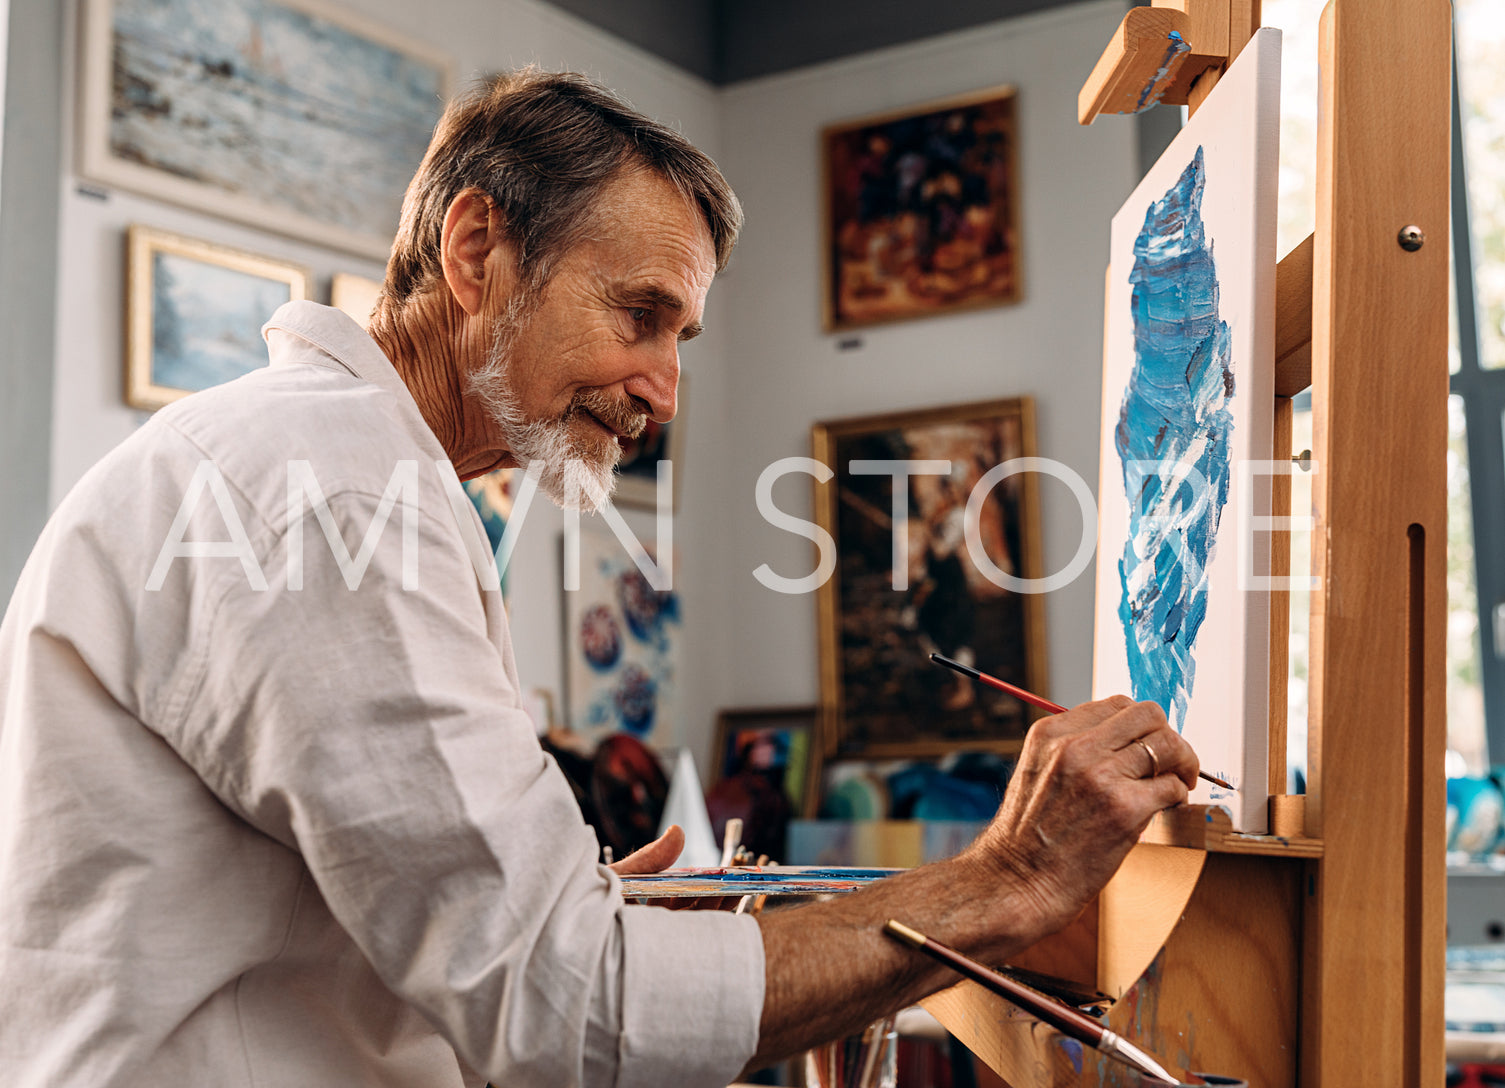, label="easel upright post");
[1303,0,1451,1083]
